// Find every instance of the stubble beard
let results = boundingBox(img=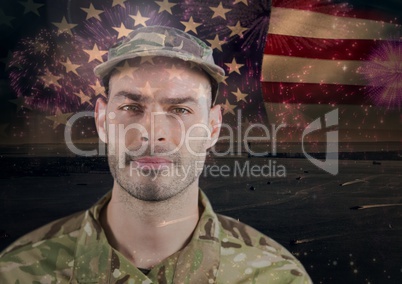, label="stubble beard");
[107,144,206,202]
